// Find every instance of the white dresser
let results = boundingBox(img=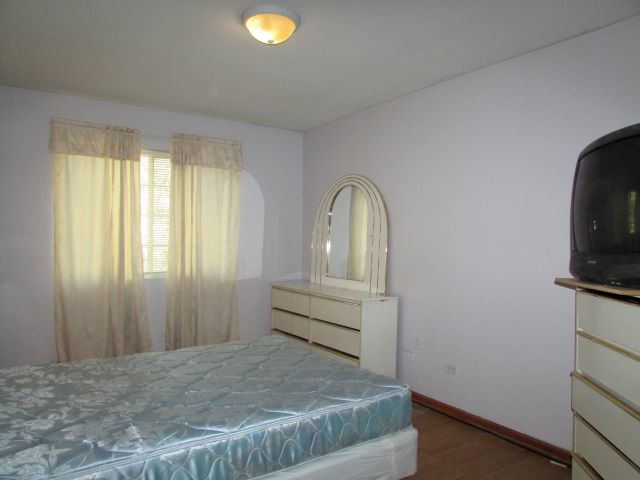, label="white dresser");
[556,278,640,480]
[271,281,398,378]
